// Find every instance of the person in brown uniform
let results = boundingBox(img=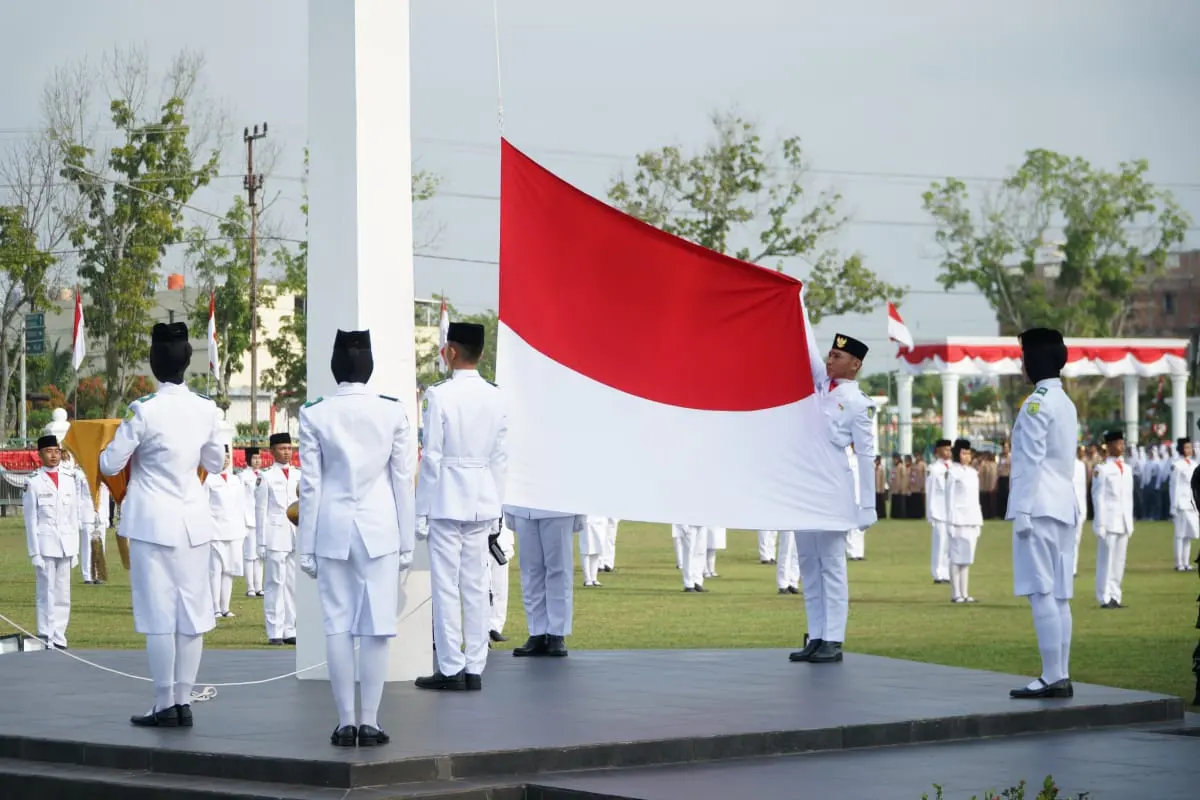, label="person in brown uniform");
[909,455,927,520]
[874,456,888,519]
[978,453,998,519]
[891,455,909,519]
[996,441,1012,516]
